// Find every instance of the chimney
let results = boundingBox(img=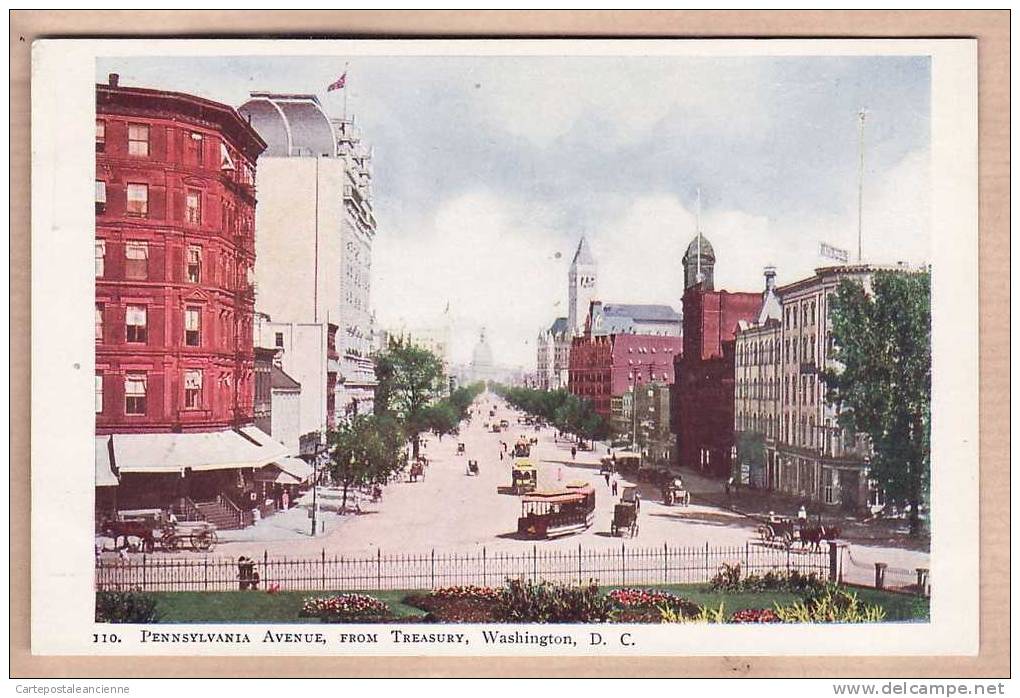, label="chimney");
[108,73,120,87]
[763,265,777,293]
